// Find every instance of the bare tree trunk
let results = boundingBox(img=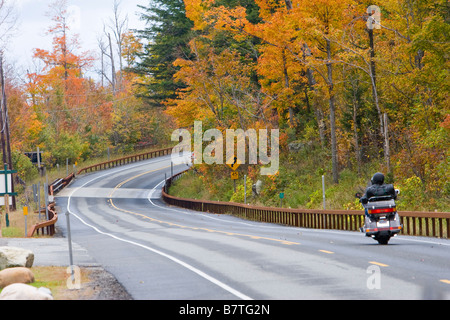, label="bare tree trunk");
[108,33,116,96]
[368,27,390,173]
[384,113,390,172]
[284,0,293,10]
[350,79,362,174]
[303,44,326,148]
[101,50,105,87]
[282,50,295,127]
[109,0,128,91]
[325,38,339,184]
